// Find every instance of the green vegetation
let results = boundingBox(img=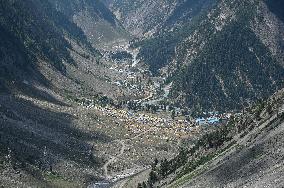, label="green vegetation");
[66,94,114,108]
[132,31,185,75]
[45,171,64,181]
[131,0,284,111]
[129,0,216,75]
[171,0,284,111]
[143,118,237,187]
[110,51,133,61]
